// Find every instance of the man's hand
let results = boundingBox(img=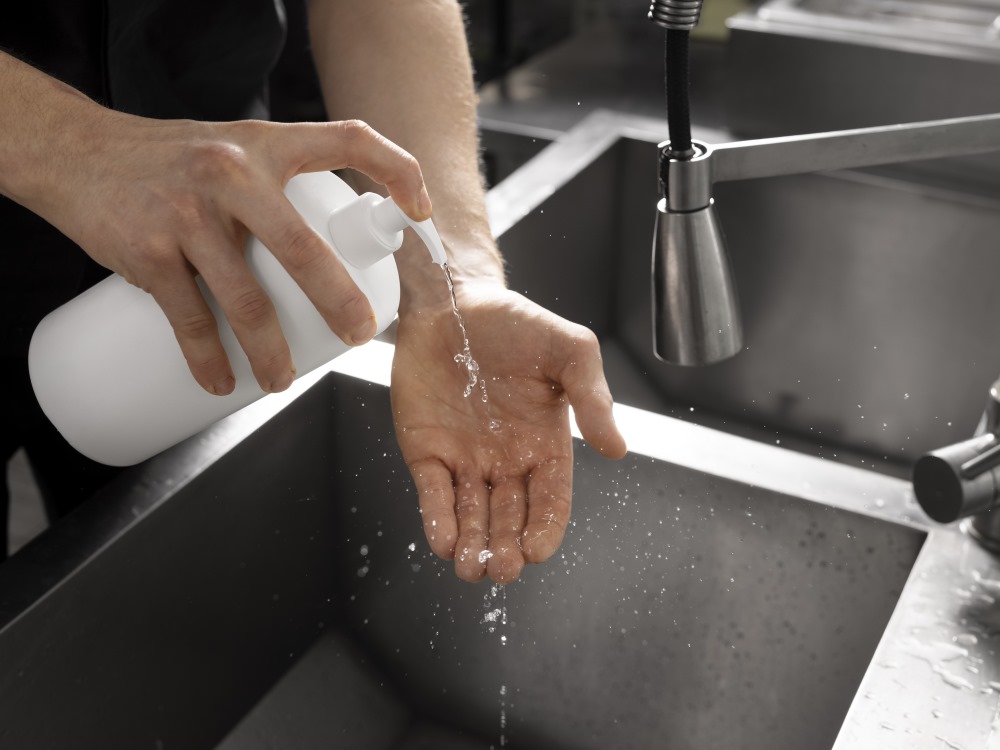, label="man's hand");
[391,283,627,584]
[43,115,429,396]
[0,50,431,396]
